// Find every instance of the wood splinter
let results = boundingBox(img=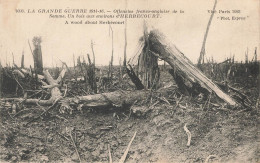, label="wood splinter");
[108,144,113,163]
[184,123,191,147]
[204,155,219,163]
[118,131,137,163]
[68,128,82,163]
